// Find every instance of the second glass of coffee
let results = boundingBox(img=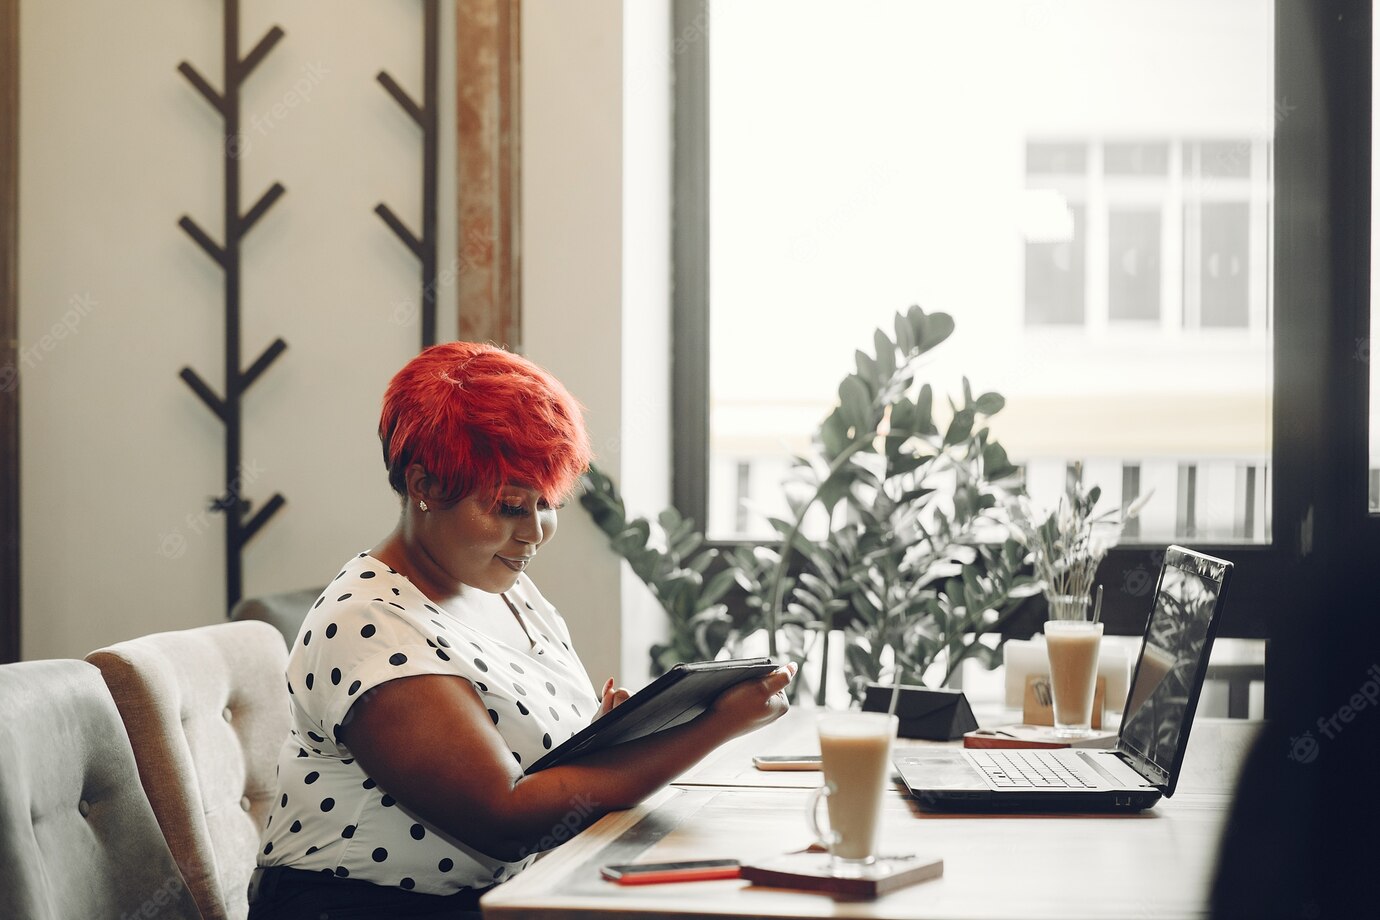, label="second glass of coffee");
[1044,620,1104,737]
